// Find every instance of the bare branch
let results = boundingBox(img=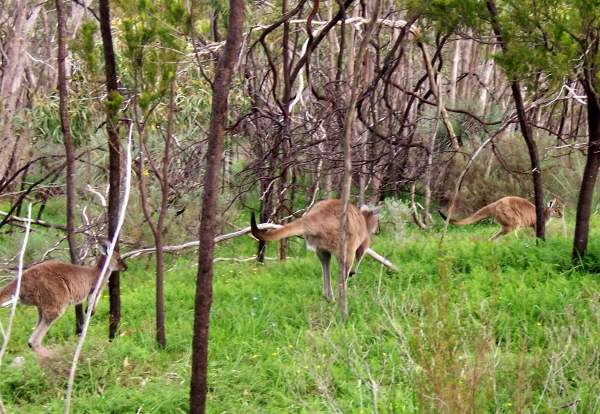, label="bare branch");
[0,204,32,414]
